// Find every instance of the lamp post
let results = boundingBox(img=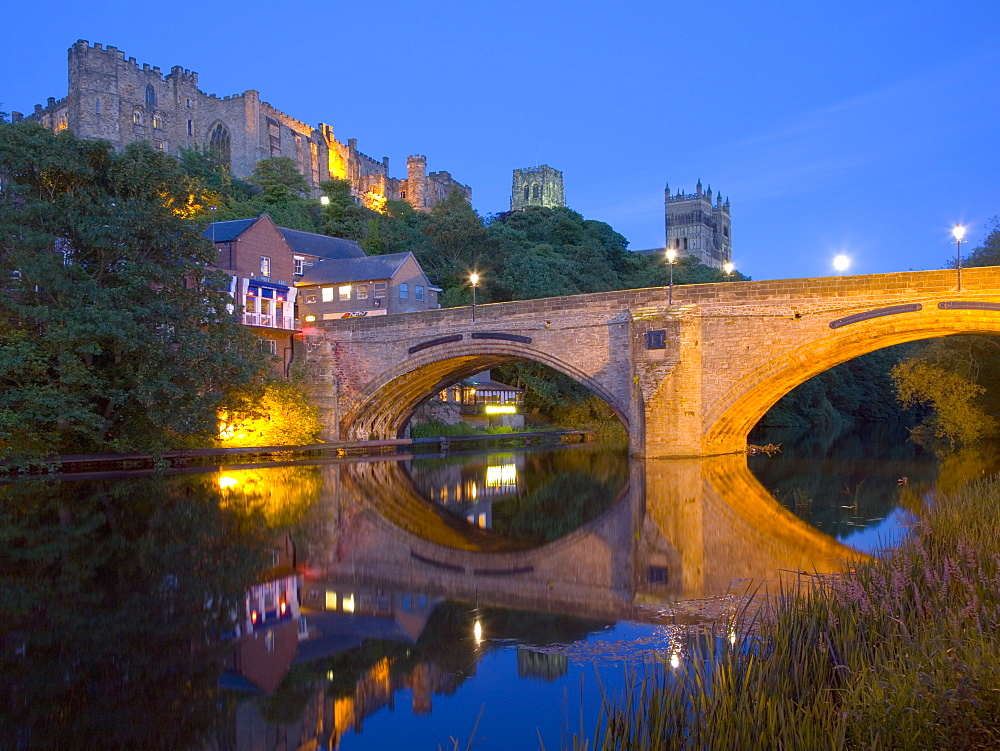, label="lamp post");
[953,224,965,291]
[666,248,677,304]
[470,272,479,322]
[723,261,734,280]
[320,195,330,206]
